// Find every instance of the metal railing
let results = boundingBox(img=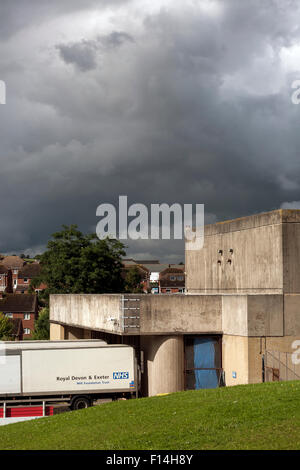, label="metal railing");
[263,350,300,382]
